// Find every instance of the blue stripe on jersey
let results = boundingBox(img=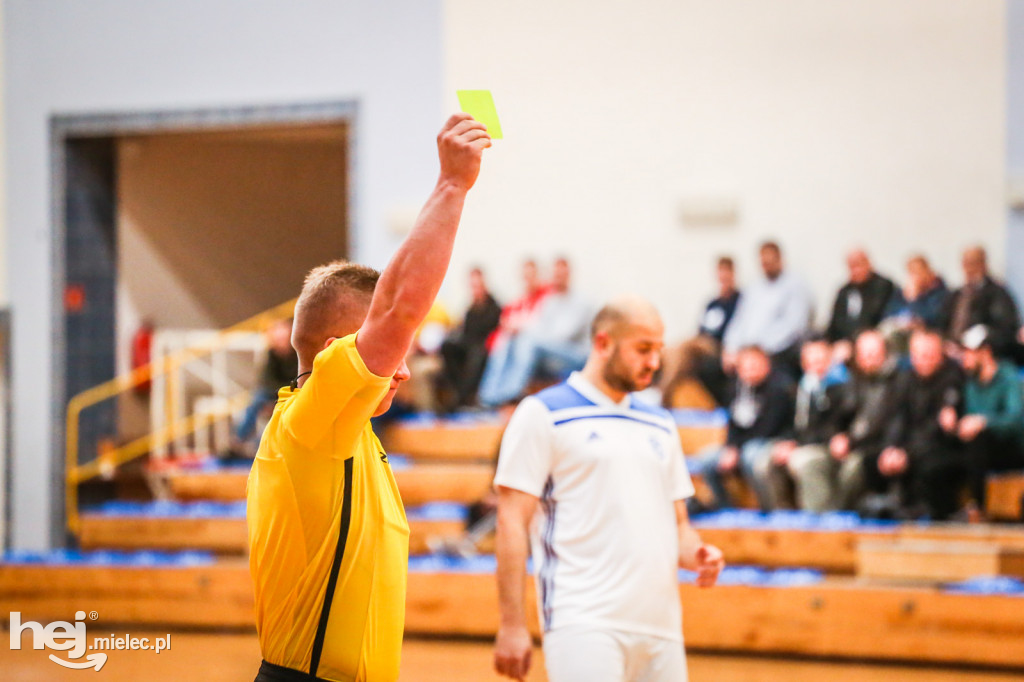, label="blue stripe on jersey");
[552,412,674,435]
[539,476,558,632]
[534,382,595,412]
[629,395,673,421]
